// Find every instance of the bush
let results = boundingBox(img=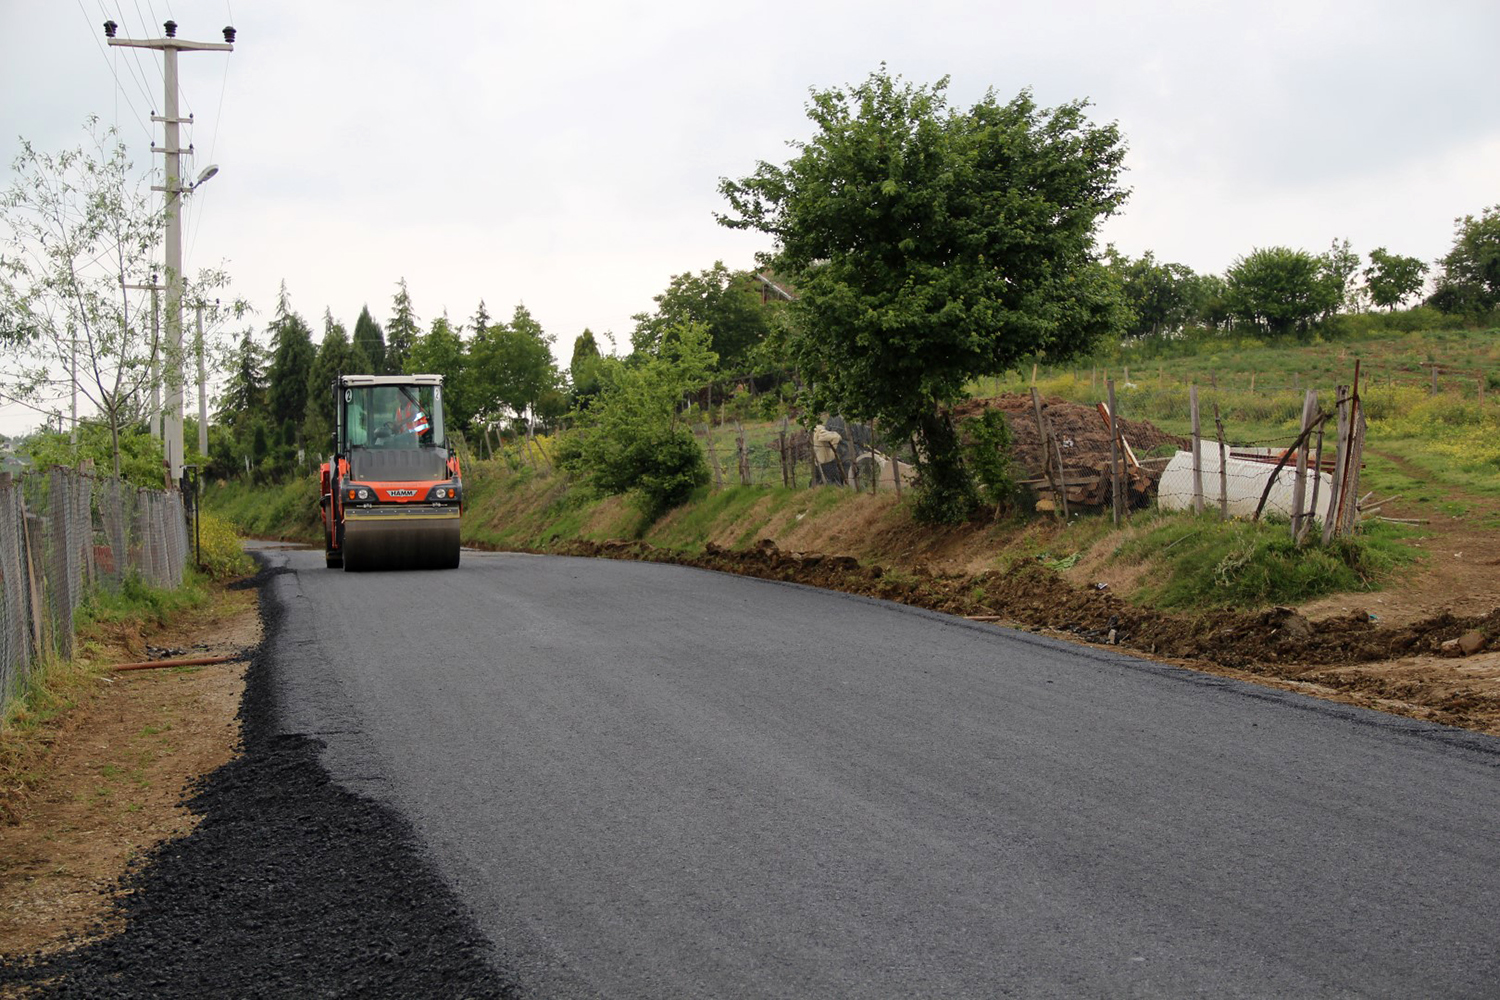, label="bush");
[193,510,256,580]
[962,408,1016,512]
